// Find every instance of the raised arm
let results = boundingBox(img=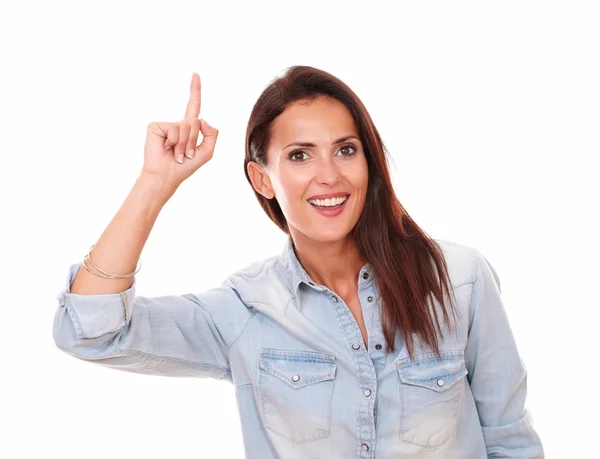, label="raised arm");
[68,72,217,297]
[52,73,250,380]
